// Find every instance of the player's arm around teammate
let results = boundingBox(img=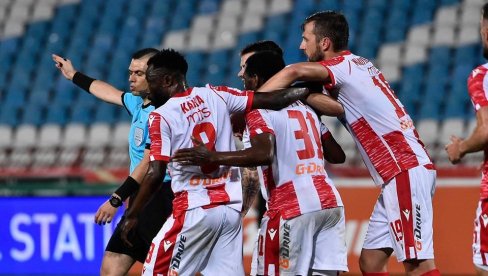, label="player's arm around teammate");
[258,62,340,114]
